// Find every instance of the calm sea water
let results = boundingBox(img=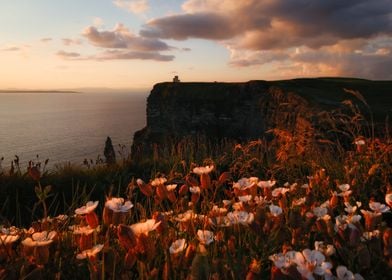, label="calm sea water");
[0,92,147,168]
